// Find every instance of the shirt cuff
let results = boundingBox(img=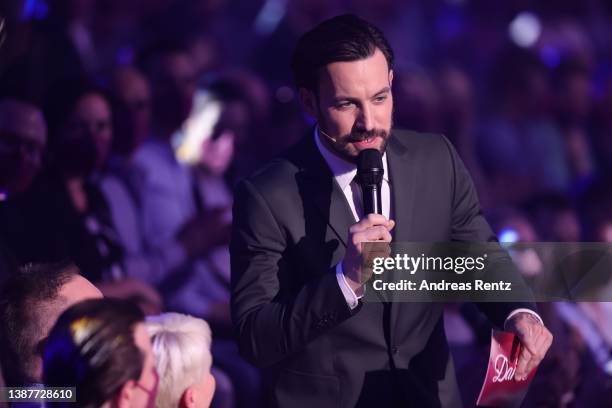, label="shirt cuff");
[335,263,364,310]
[504,308,544,329]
